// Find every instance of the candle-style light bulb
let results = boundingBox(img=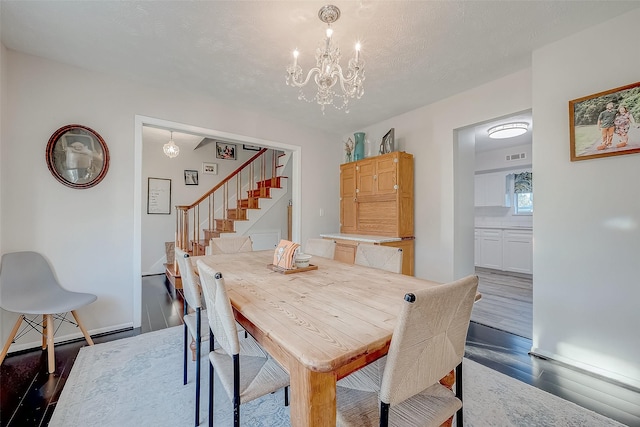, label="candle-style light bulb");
[293,49,299,68]
[355,42,361,62]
